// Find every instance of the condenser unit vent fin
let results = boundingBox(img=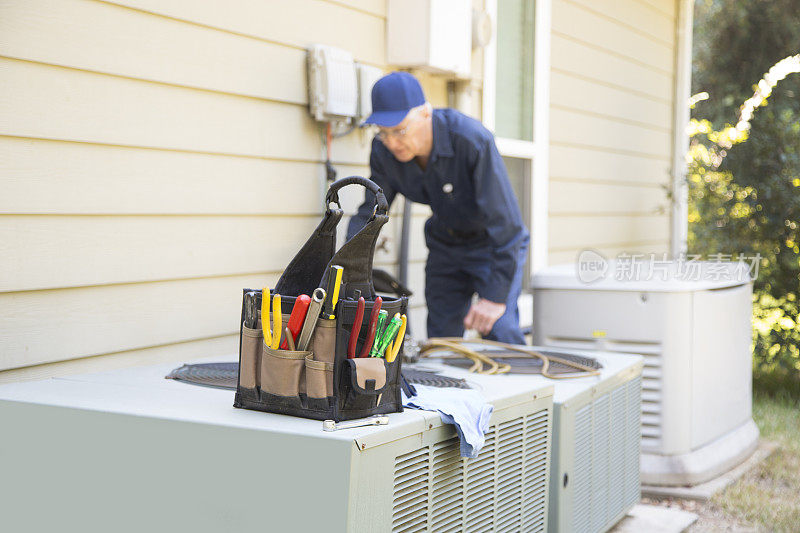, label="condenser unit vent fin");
[392,447,429,532]
[571,377,642,533]
[391,407,550,533]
